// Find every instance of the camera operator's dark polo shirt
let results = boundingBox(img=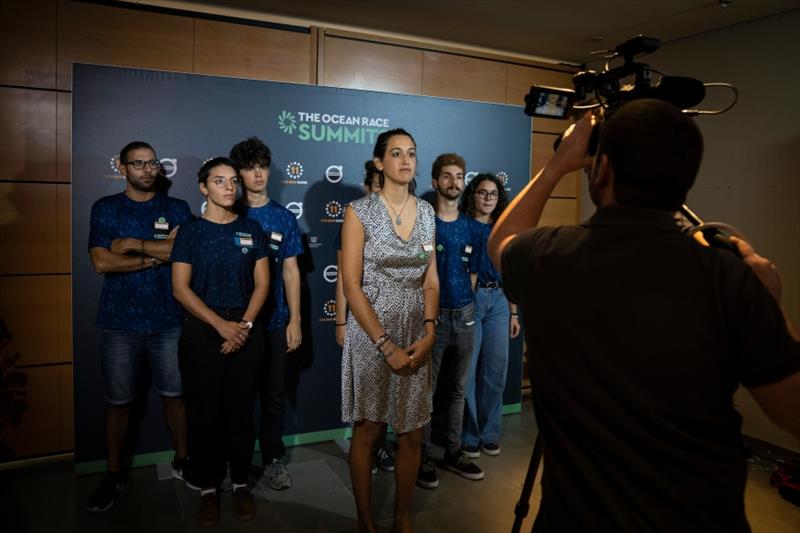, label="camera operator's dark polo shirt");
[503,205,800,533]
